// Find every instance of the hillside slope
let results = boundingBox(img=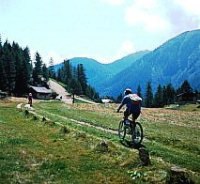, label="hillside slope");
[54,51,149,94]
[54,30,200,97]
[99,30,200,97]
